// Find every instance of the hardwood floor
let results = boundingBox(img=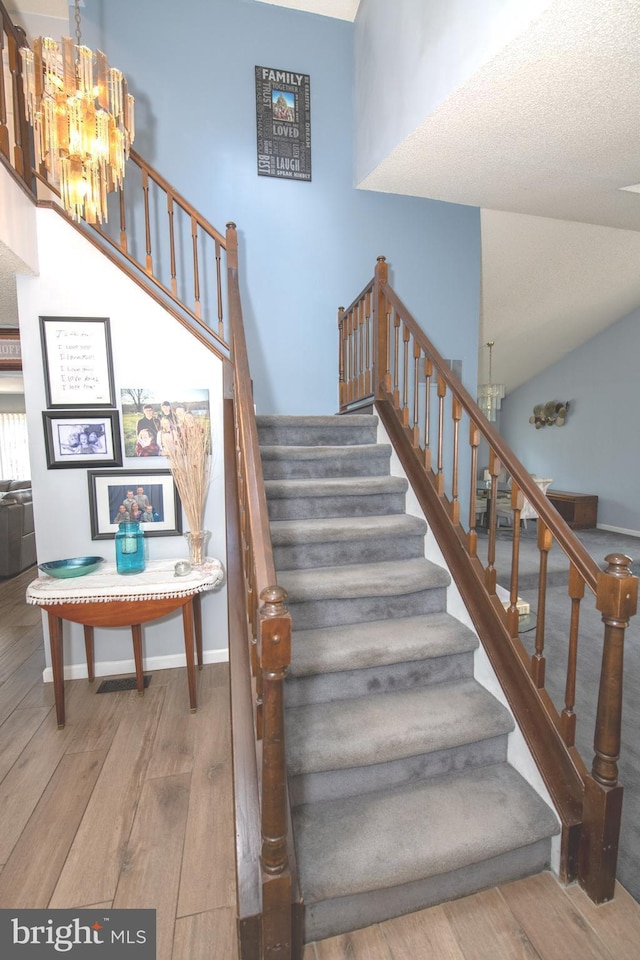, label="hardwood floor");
[1,567,639,960]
